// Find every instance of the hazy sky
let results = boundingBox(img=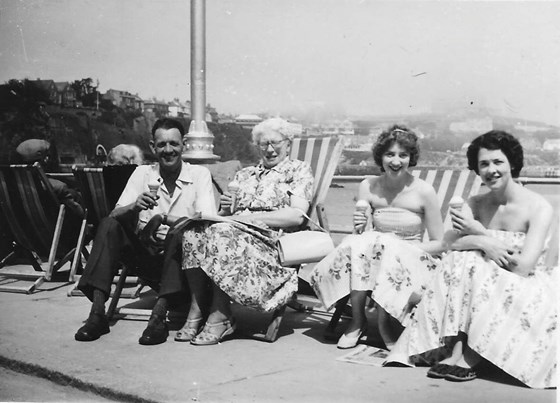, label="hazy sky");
[1,0,559,125]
